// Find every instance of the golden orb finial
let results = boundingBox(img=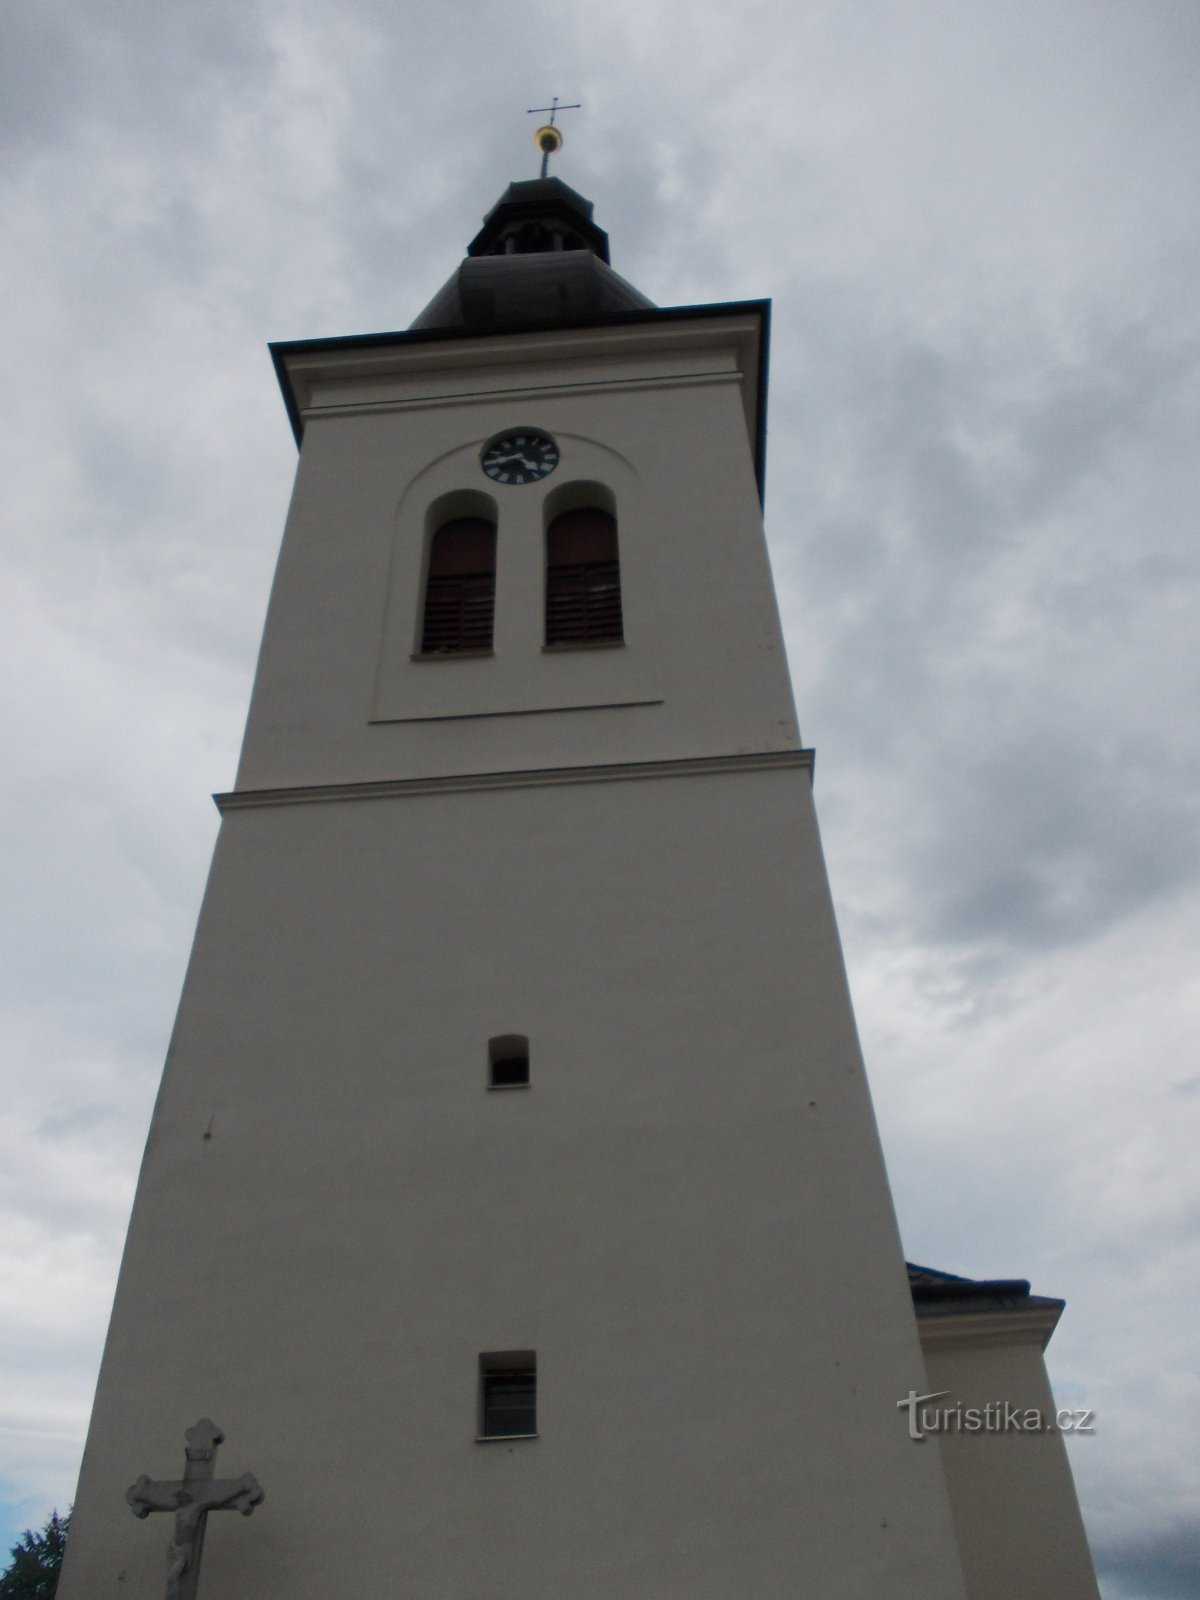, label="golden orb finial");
[526,96,580,177]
